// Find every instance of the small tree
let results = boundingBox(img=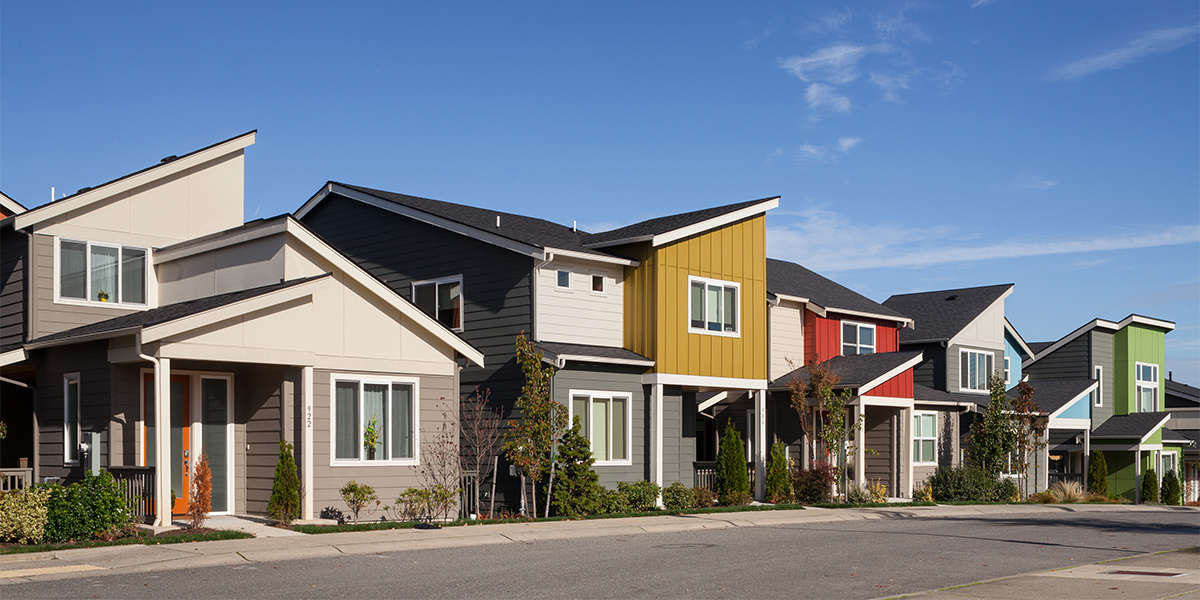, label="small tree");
[1140,467,1159,503]
[551,418,602,517]
[765,440,793,503]
[420,399,462,522]
[1009,380,1044,499]
[460,387,503,518]
[504,333,568,517]
[1162,470,1182,506]
[715,418,750,505]
[188,451,212,529]
[787,358,836,468]
[340,480,379,523]
[969,374,1018,478]
[268,440,302,525]
[1087,450,1109,497]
